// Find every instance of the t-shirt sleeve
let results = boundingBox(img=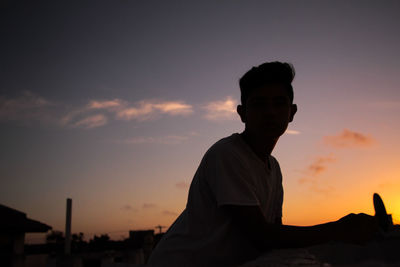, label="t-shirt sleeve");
[275,184,283,224]
[204,146,260,207]
[271,157,284,224]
